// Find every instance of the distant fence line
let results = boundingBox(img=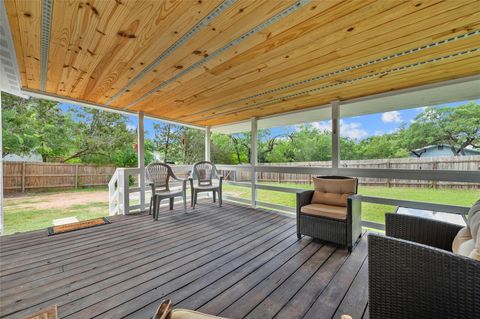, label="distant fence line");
[3,156,480,193]
[3,161,116,193]
[226,156,480,189]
